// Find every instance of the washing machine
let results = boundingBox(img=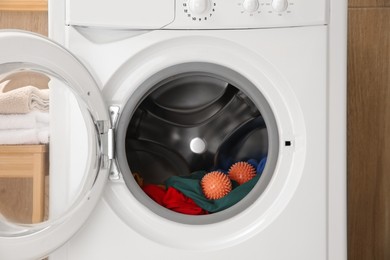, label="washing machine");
[0,0,347,259]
